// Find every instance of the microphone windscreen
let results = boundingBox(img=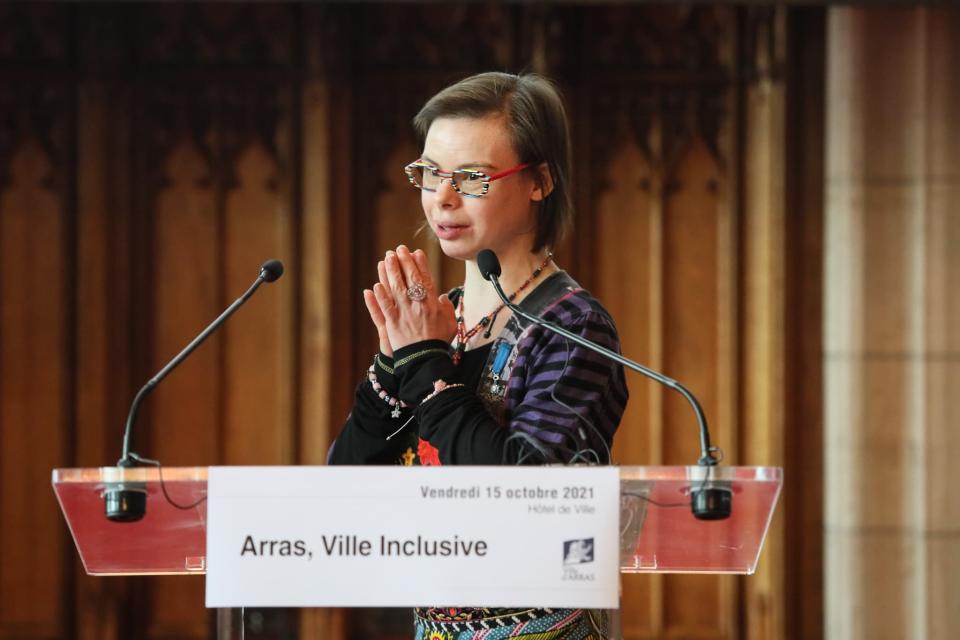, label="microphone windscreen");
[260,259,284,283]
[477,250,501,280]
